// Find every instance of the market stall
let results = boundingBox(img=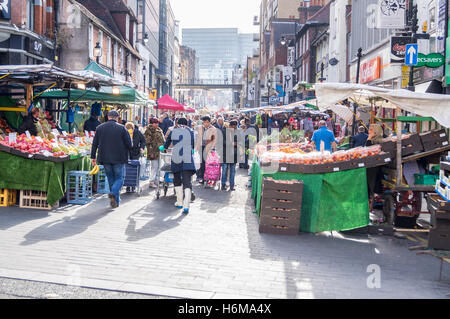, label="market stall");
[0,64,115,209]
[315,82,450,230]
[251,138,392,234]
